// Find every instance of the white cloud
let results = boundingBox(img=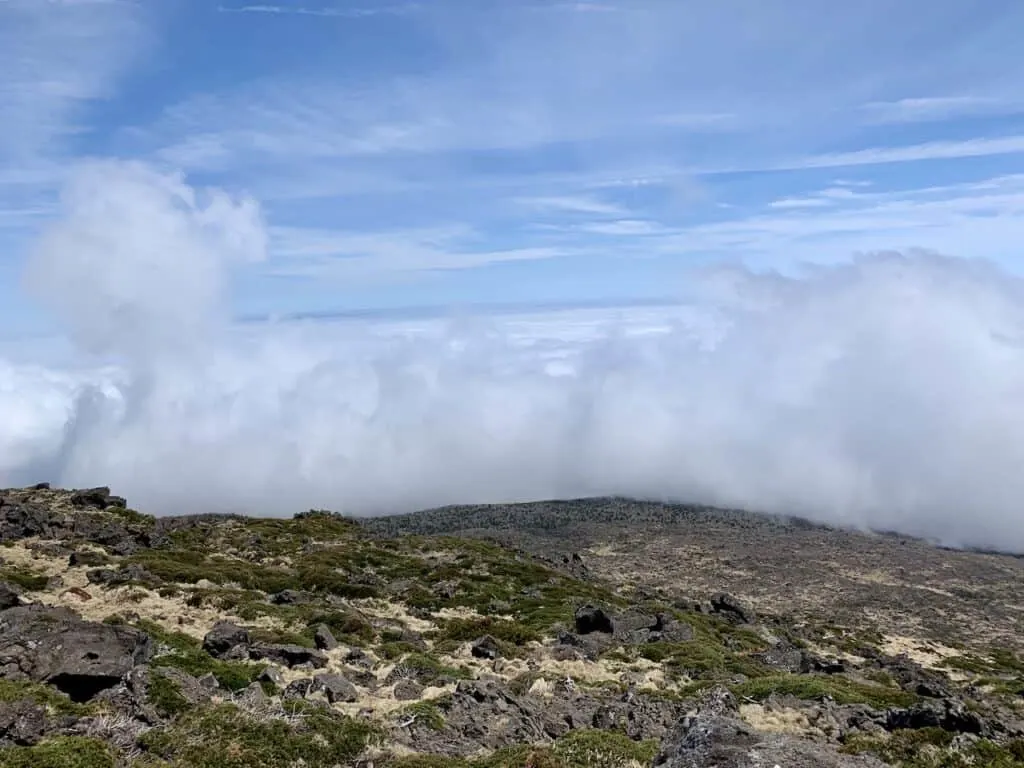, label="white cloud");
[6,162,1024,554]
[268,224,567,276]
[23,160,266,359]
[216,4,419,18]
[768,197,833,210]
[576,219,666,235]
[516,195,626,216]
[860,96,1018,124]
[0,0,146,233]
[774,135,1024,172]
